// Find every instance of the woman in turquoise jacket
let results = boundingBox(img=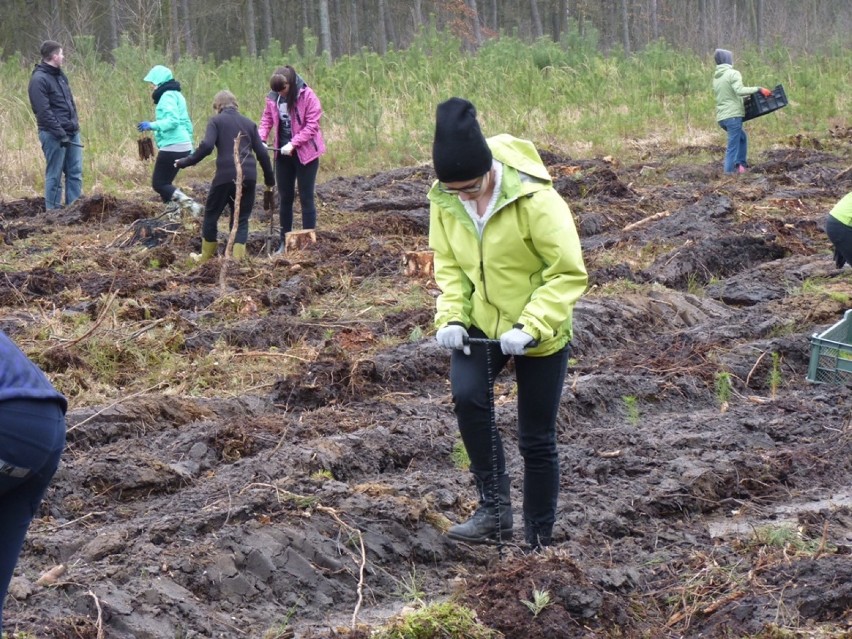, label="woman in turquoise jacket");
[428,98,587,549]
[713,49,771,174]
[137,65,202,216]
